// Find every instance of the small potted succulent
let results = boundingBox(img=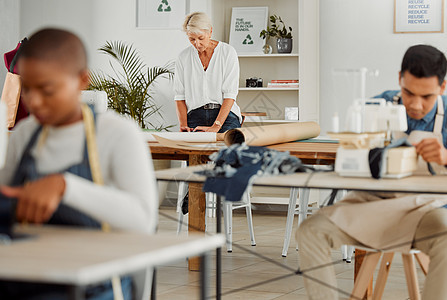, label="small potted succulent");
[260,15,293,54]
